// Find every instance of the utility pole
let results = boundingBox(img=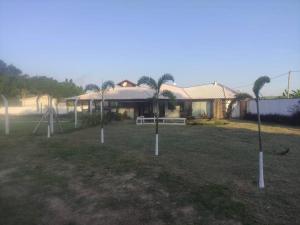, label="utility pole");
[287,70,291,98]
